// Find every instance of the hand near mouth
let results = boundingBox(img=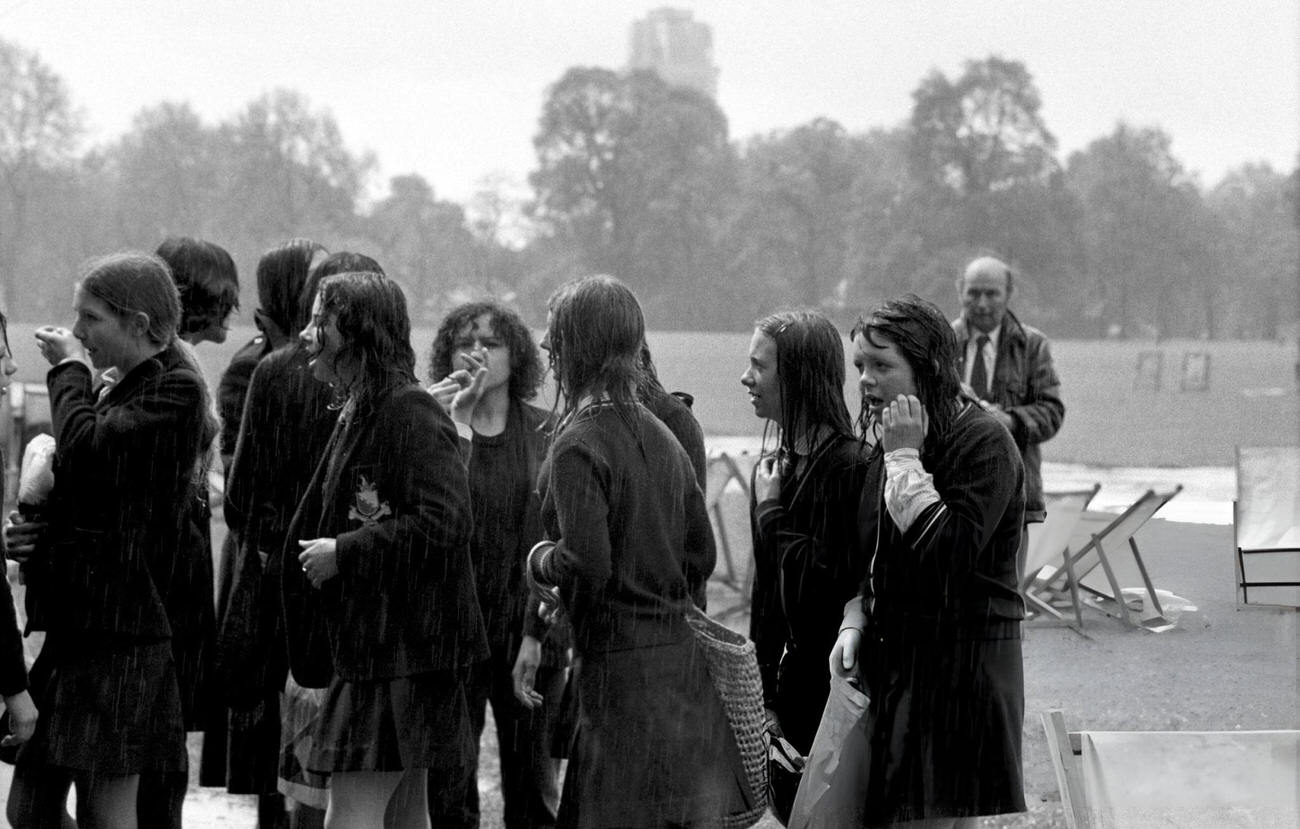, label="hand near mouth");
[33,327,86,367]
